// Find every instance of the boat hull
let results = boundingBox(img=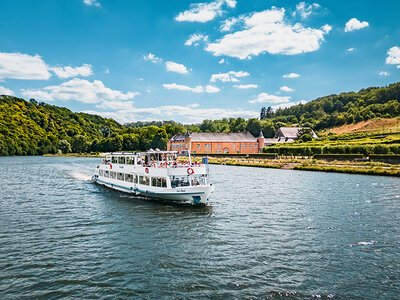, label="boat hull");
[93,176,214,205]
